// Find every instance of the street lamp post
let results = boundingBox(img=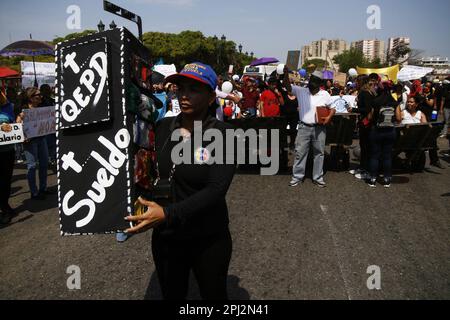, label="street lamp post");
[97,20,105,32]
[109,20,117,29]
[238,44,242,54]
